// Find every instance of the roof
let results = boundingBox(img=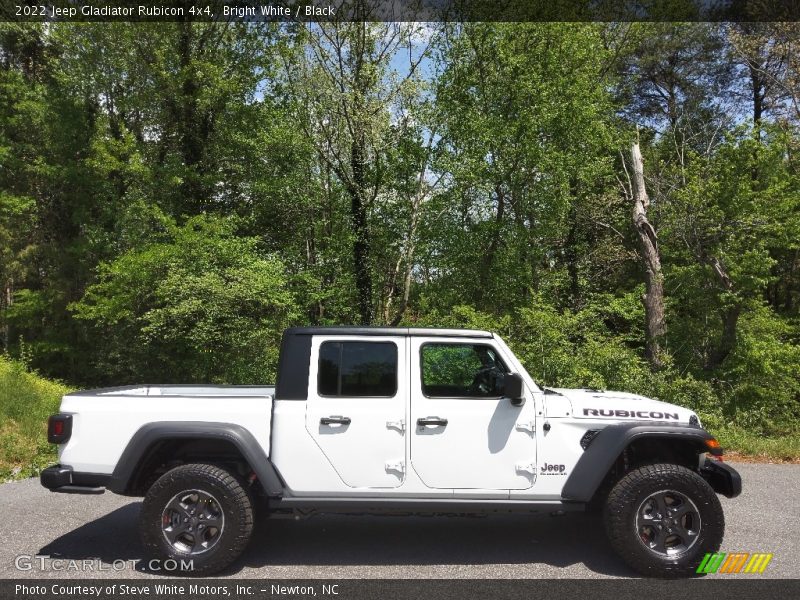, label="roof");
[283,326,493,338]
